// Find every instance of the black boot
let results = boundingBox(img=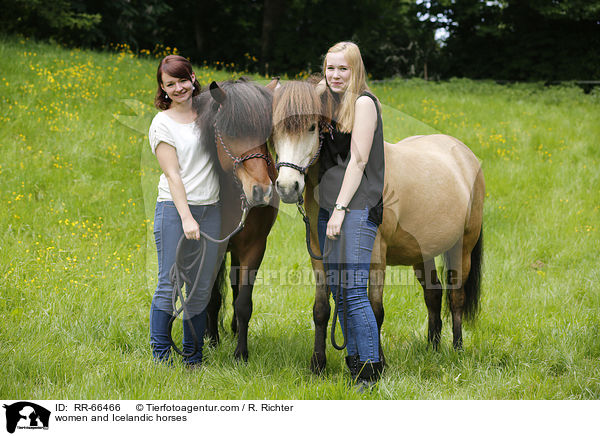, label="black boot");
[345,355,383,391]
[356,360,384,387]
[345,355,360,379]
